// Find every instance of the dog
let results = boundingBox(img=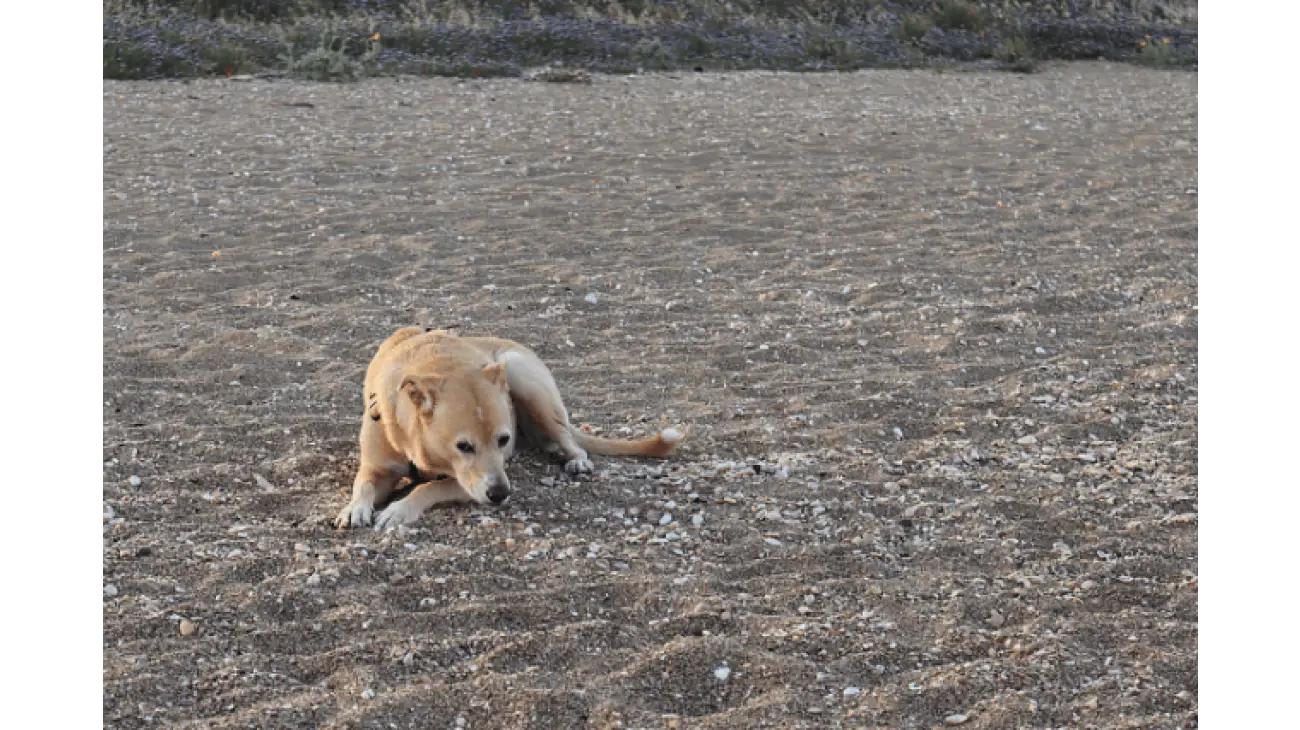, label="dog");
[334,327,683,530]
